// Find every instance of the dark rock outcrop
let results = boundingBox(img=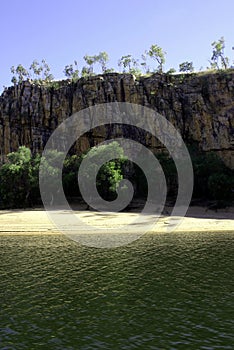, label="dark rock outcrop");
[0,71,233,168]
